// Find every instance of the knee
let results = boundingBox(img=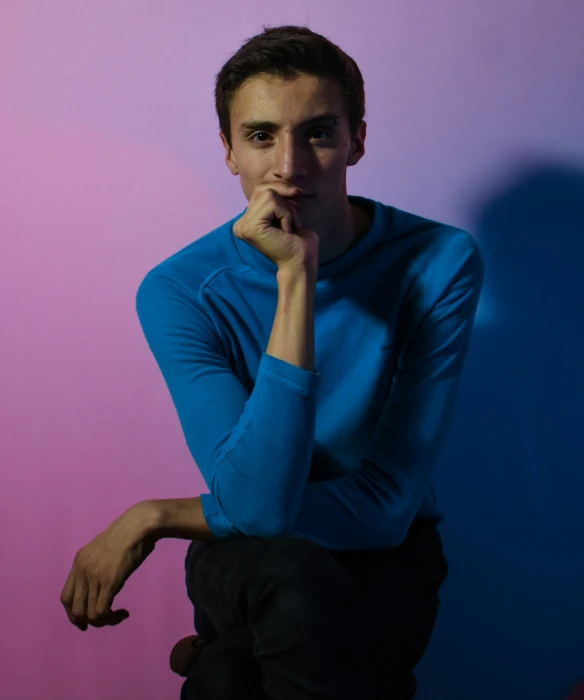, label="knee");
[253,536,353,622]
[181,635,260,700]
